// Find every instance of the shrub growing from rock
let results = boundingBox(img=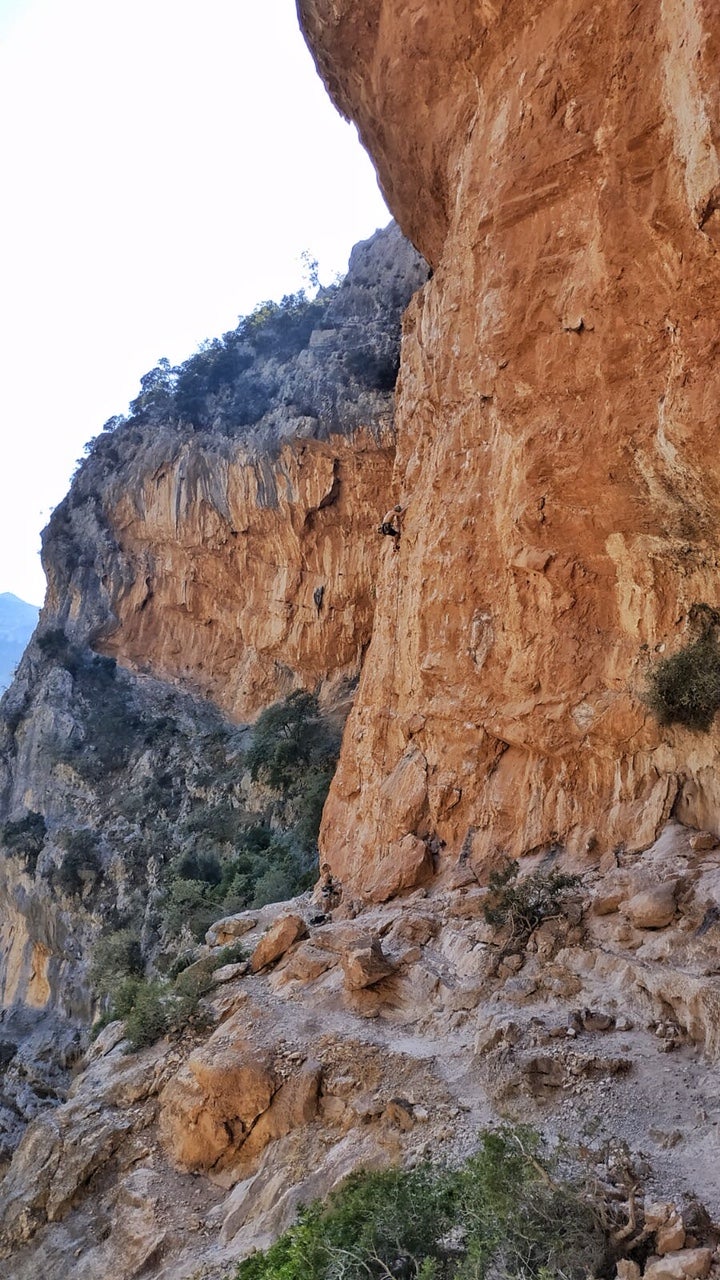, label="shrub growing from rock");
[483,861,581,951]
[644,608,720,731]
